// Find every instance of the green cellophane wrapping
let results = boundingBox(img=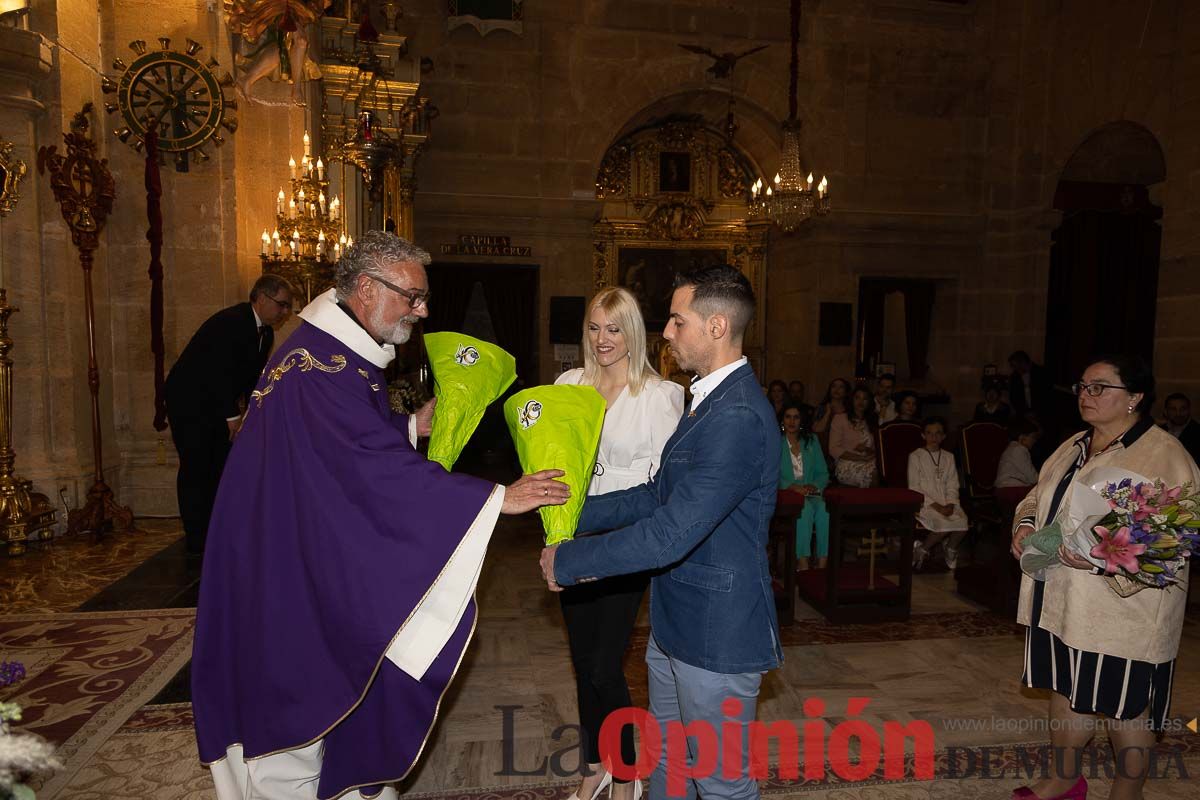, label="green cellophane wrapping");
[425,332,517,470]
[504,384,605,545]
